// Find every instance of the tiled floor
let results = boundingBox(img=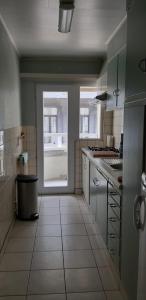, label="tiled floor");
[0,195,124,300]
